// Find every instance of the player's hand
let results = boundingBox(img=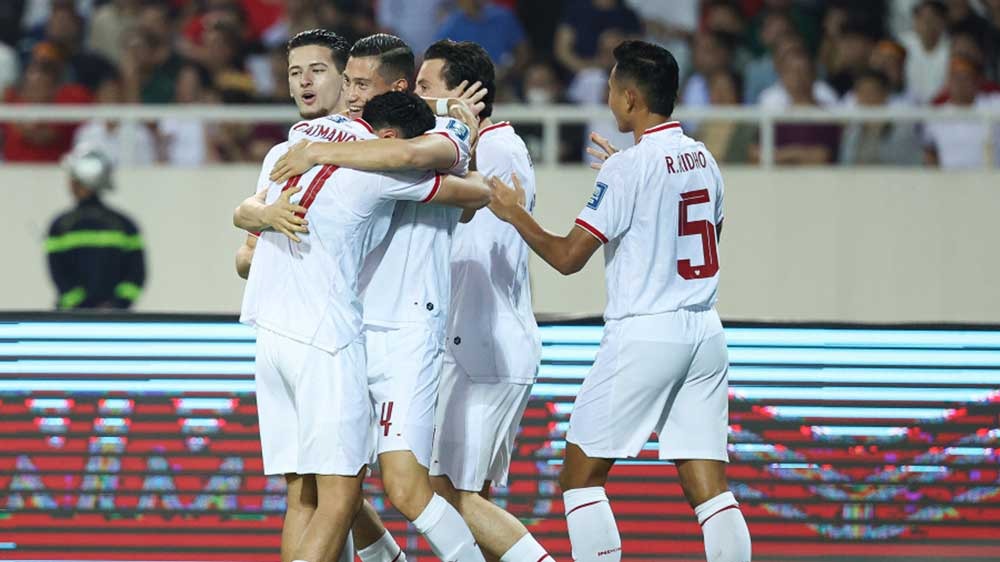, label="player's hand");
[586,131,621,170]
[457,80,488,116]
[488,173,526,223]
[270,140,315,183]
[262,186,309,242]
